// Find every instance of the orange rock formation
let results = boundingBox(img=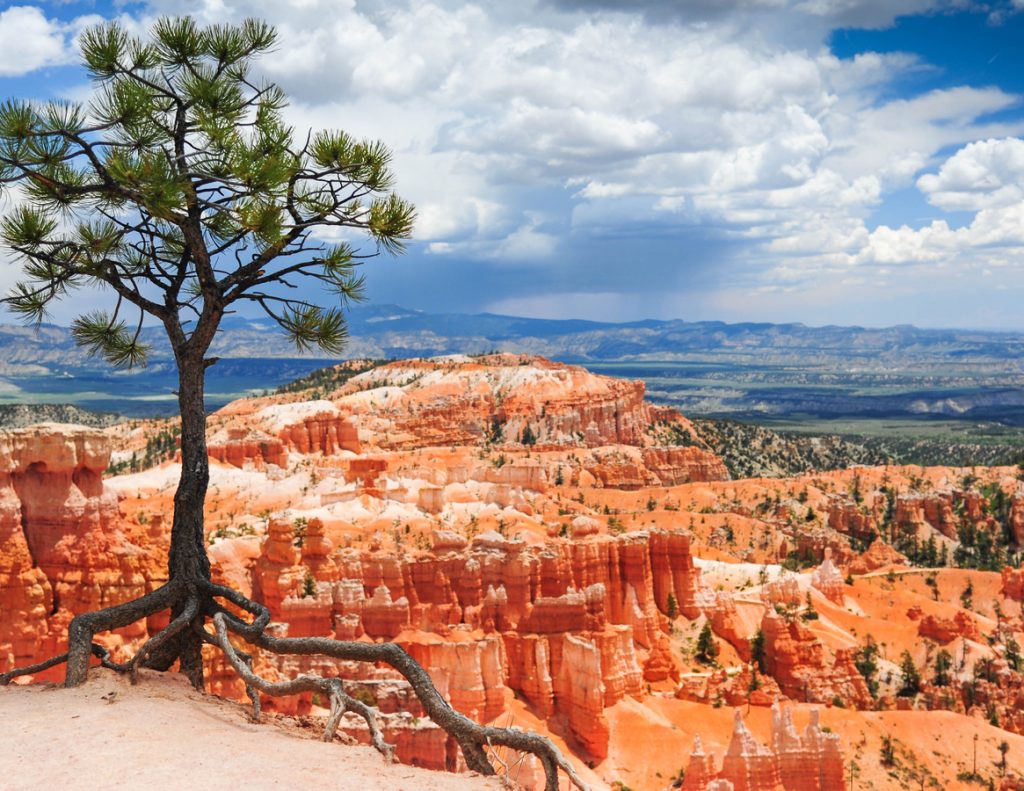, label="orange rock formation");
[6,356,1024,791]
[684,705,846,791]
[0,425,162,675]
